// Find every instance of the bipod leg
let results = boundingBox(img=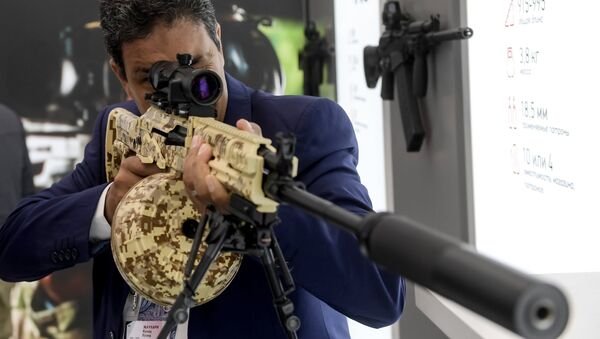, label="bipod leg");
[259,229,300,339]
[158,209,231,339]
[184,212,209,277]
